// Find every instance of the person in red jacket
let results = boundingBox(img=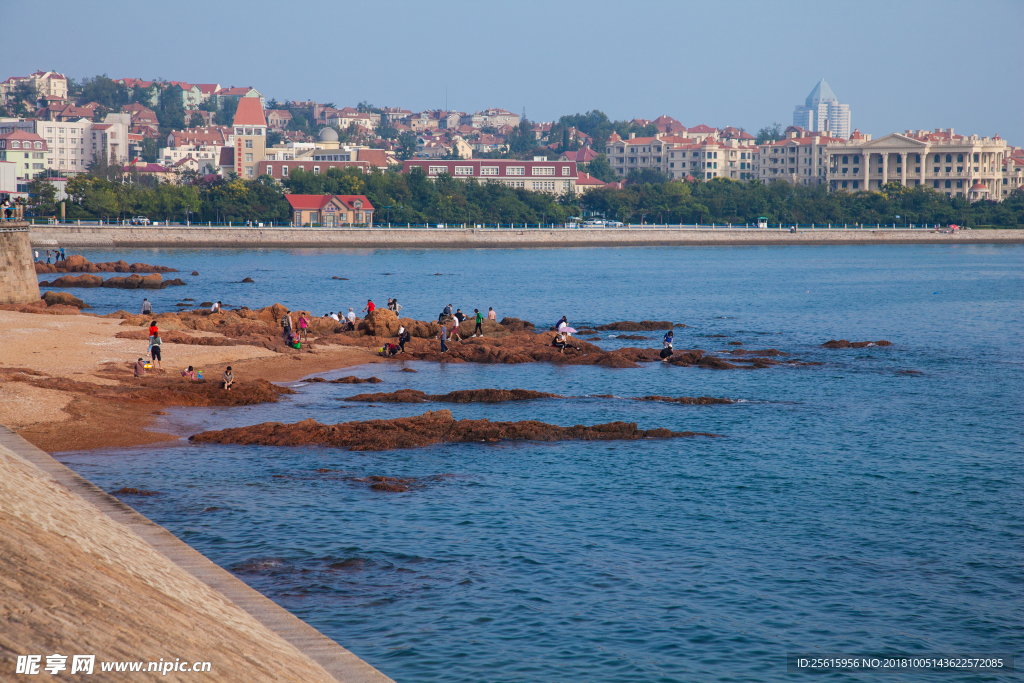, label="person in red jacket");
[361,299,375,317]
